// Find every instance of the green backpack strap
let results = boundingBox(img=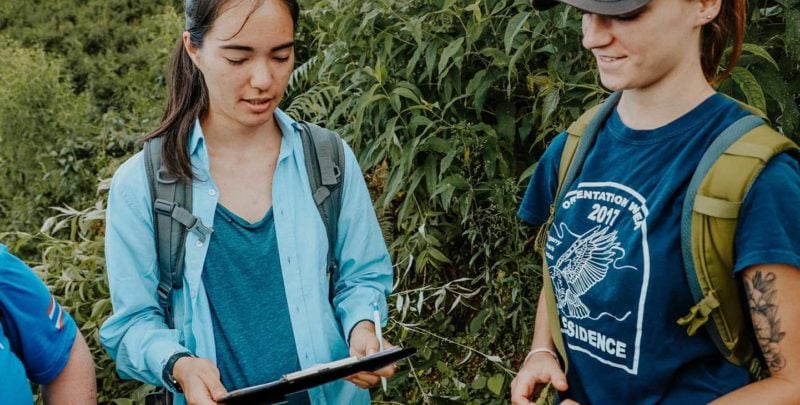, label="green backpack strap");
[677,115,800,380]
[298,122,345,303]
[143,137,212,329]
[535,92,622,383]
